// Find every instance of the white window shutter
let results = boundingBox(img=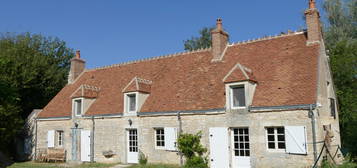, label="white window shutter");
[285,126,307,154]
[47,130,55,148]
[209,127,229,168]
[164,127,177,151]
